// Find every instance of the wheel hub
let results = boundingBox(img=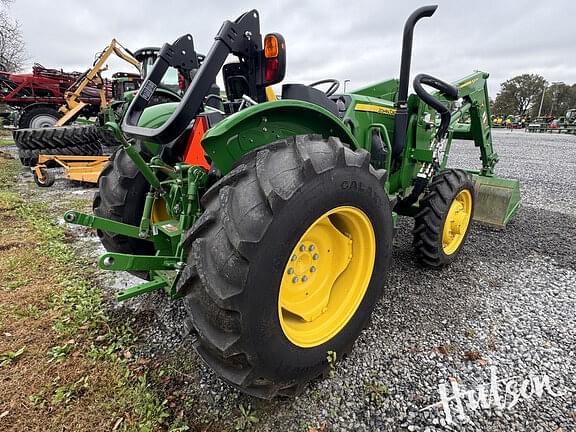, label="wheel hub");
[30,114,58,129]
[442,189,472,255]
[278,206,376,348]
